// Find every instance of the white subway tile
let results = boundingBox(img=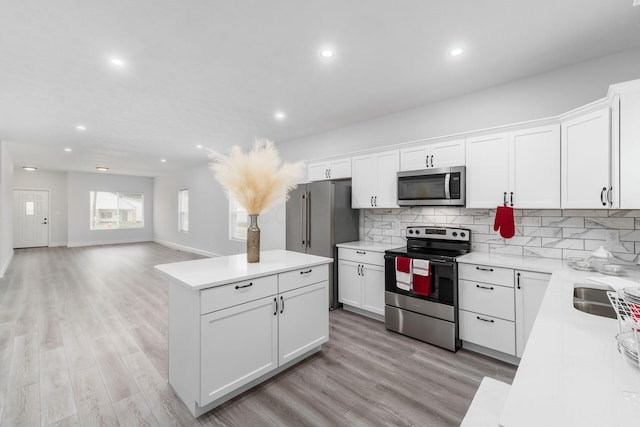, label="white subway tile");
[584,240,635,253]
[561,228,606,239]
[541,217,584,228]
[561,209,608,217]
[636,218,640,230]
[465,225,491,234]
[462,209,491,216]
[562,249,592,260]
[471,242,490,253]
[541,238,584,249]
[446,215,475,225]
[608,210,640,218]
[584,217,635,229]
[474,216,495,225]
[522,227,563,237]
[523,247,563,259]
[515,216,542,226]
[489,244,523,256]
[523,209,562,217]
[433,207,459,216]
